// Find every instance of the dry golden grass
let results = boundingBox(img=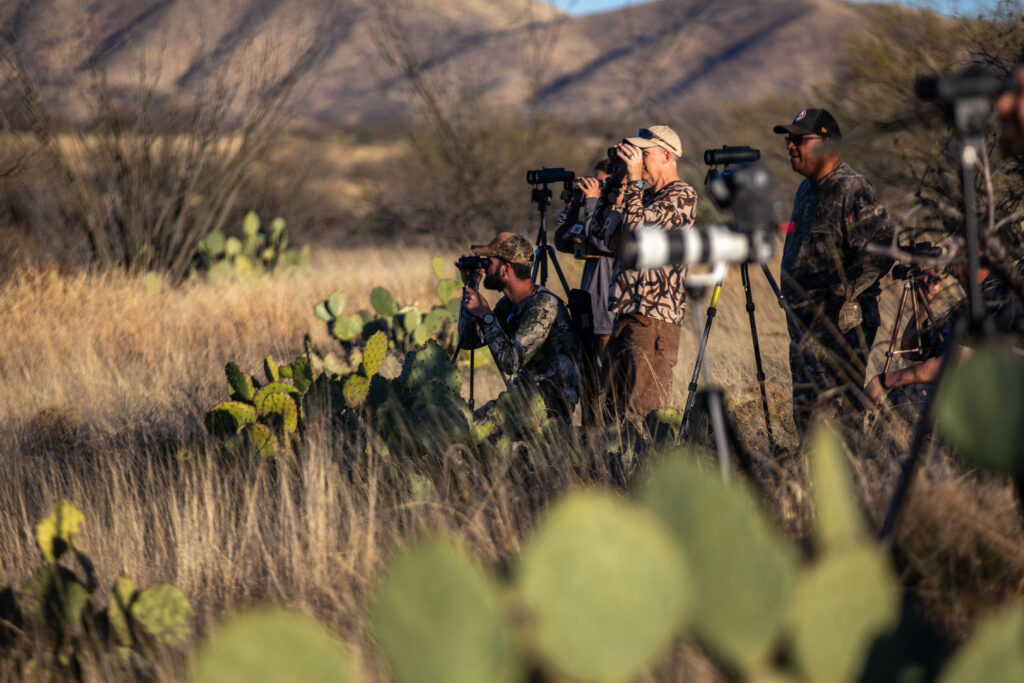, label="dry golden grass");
[1,248,1022,680]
